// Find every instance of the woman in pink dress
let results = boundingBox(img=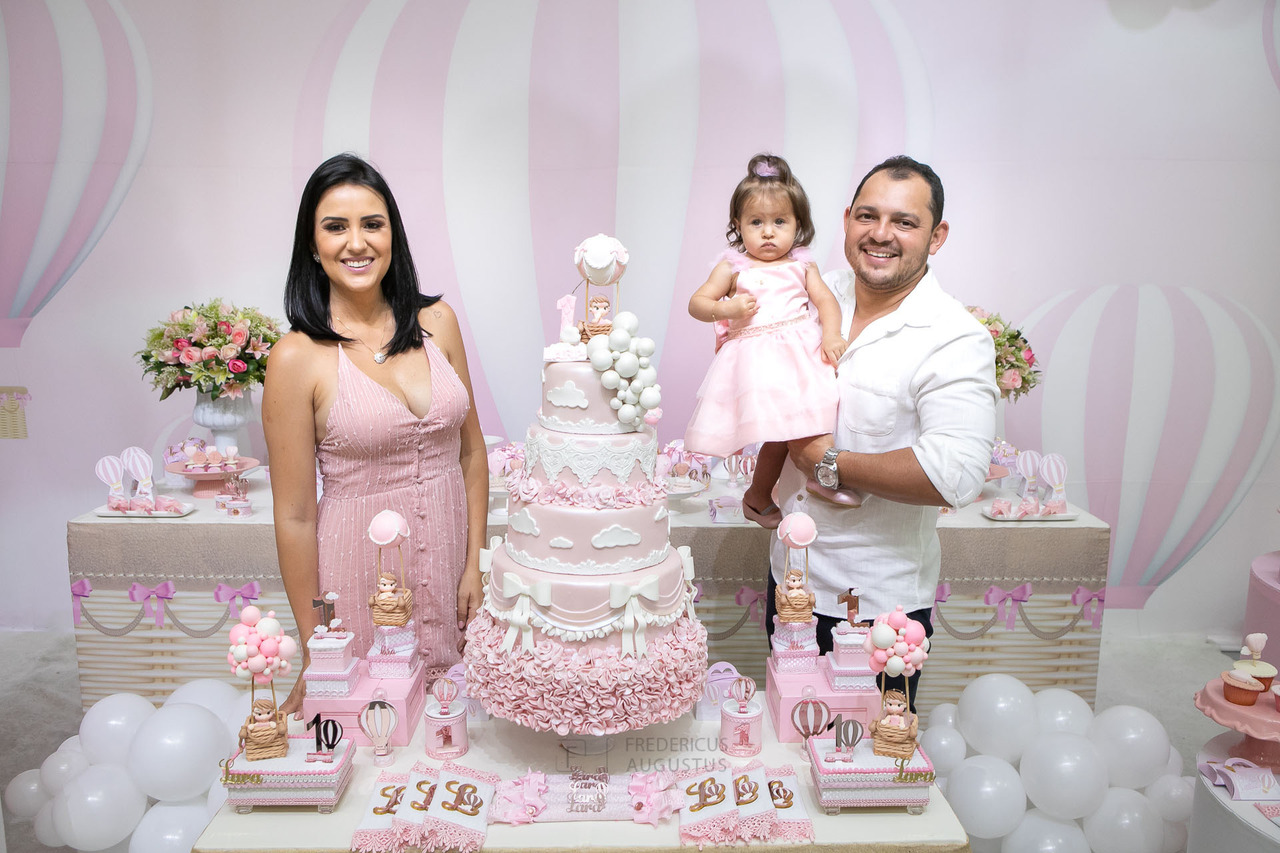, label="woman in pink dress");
[264,154,488,717]
[684,154,850,525]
